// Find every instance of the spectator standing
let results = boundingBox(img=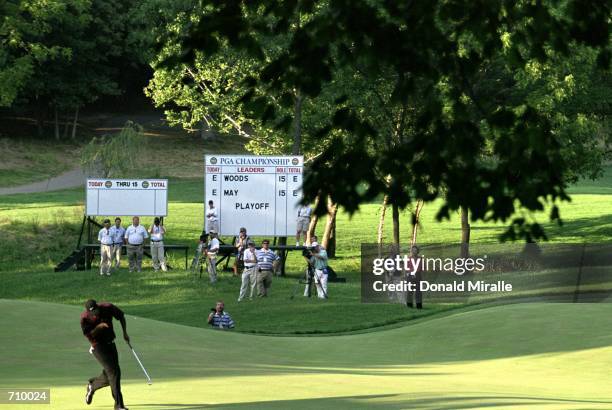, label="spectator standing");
[124,216,148,272]
[255,239,279,297]
[97,219,114,276]
[109,218,125,270]
[206,200,219,233]
[207,230,220,283]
